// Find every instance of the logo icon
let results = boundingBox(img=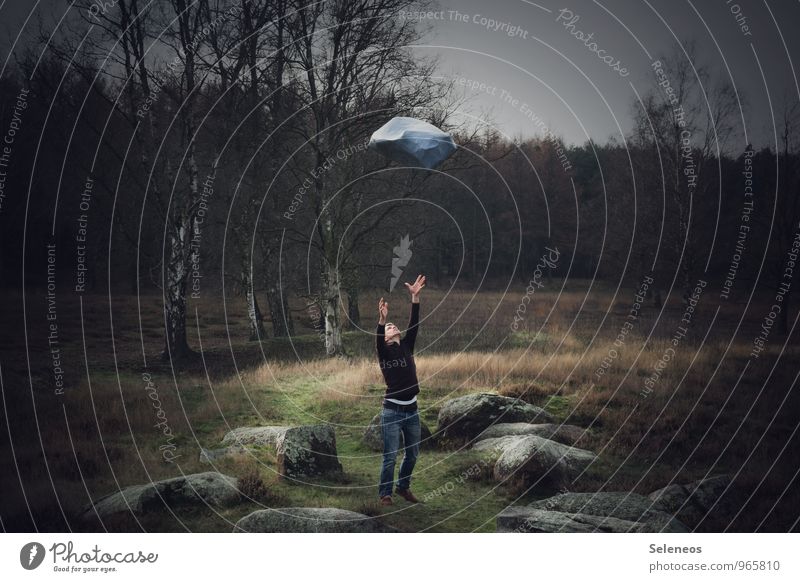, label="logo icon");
[20,542,46,570]
[390,234,412,292]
